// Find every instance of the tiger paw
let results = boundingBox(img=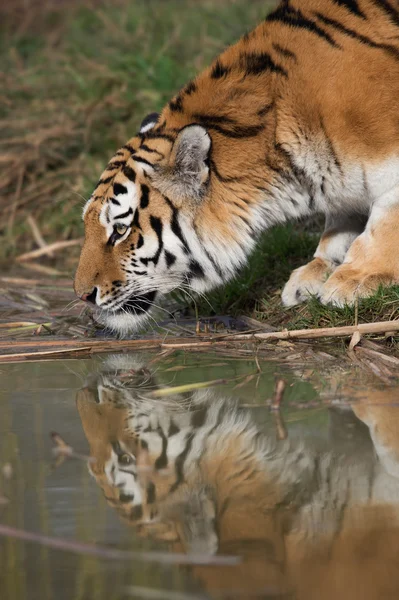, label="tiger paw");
[320,266,394,307]
[282,258,334,307]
